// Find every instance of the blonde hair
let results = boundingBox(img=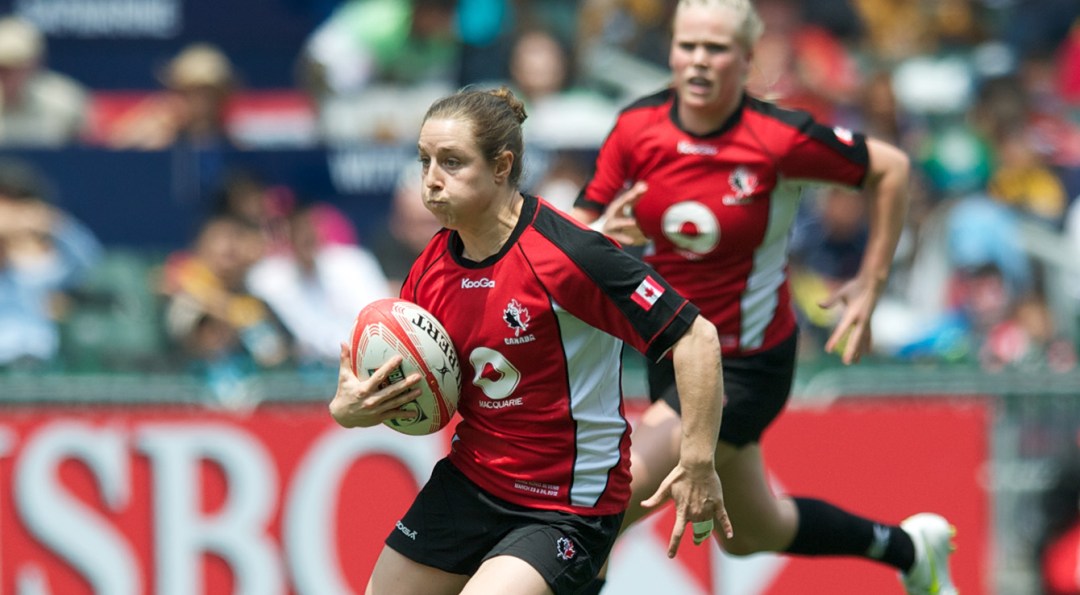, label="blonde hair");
[423,87,528,187]
[676,0,765,51]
